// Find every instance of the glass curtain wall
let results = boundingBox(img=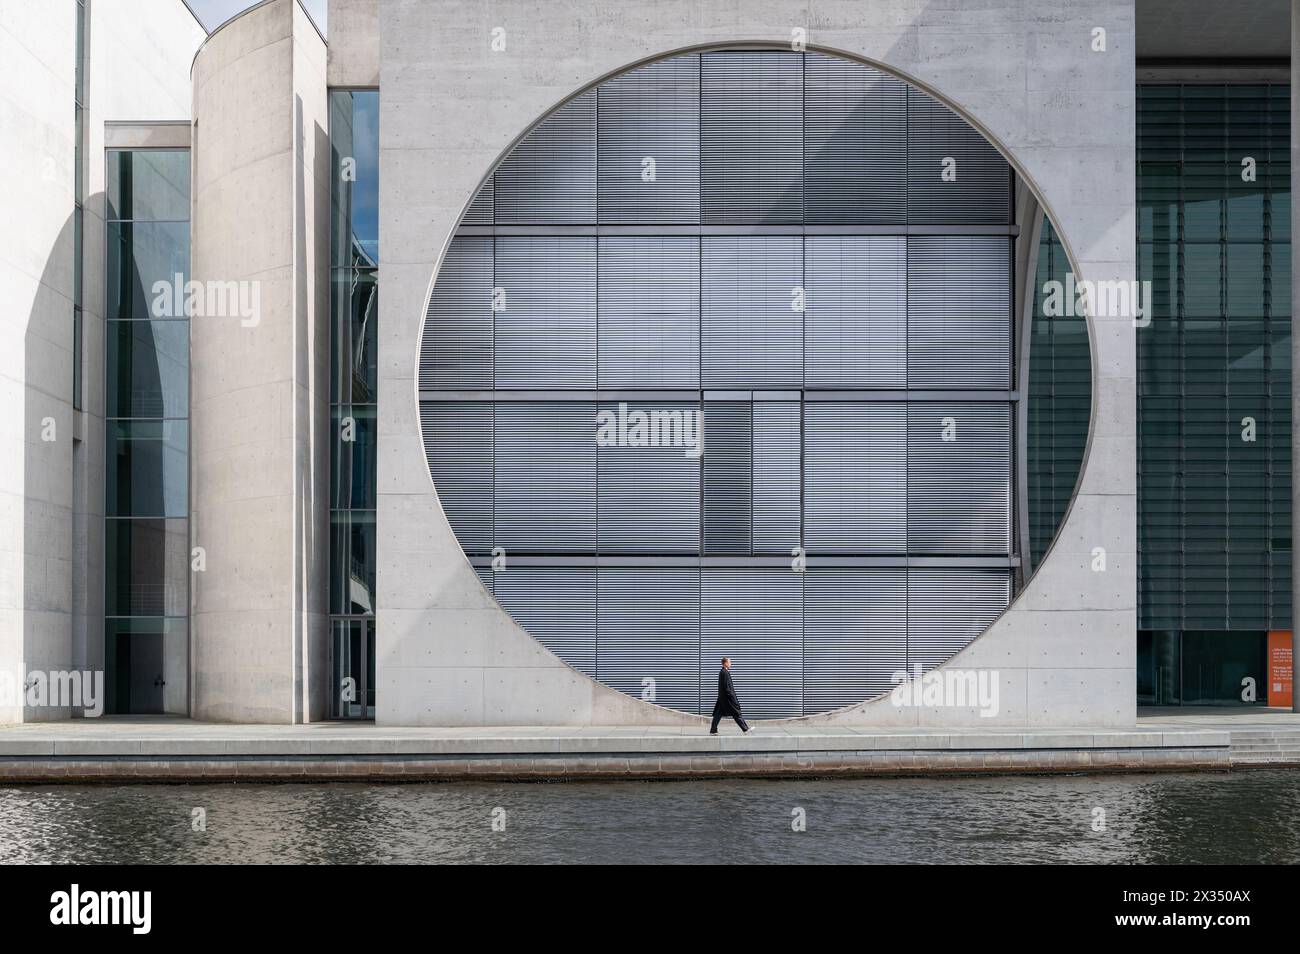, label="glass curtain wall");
[1136,84,1291,706]
[104,149,191,714]
[328,90,379,719]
